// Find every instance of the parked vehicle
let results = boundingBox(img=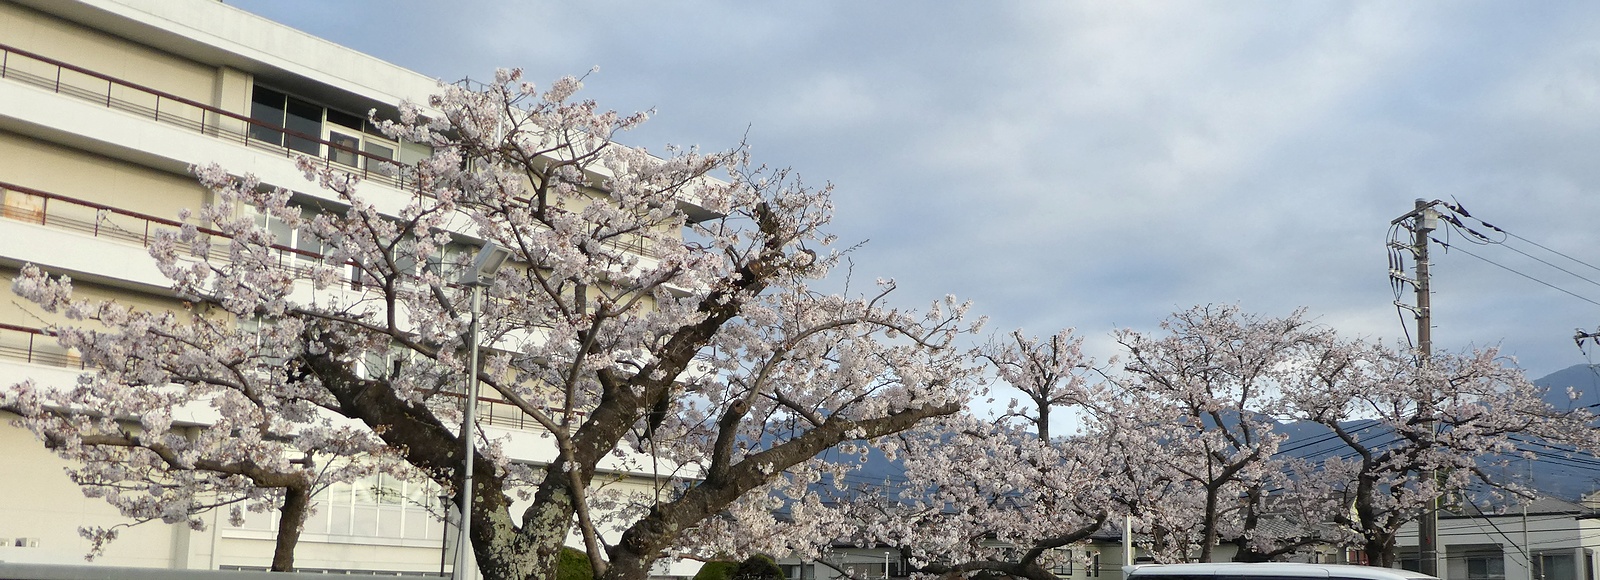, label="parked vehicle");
[1124,563,1438,580]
